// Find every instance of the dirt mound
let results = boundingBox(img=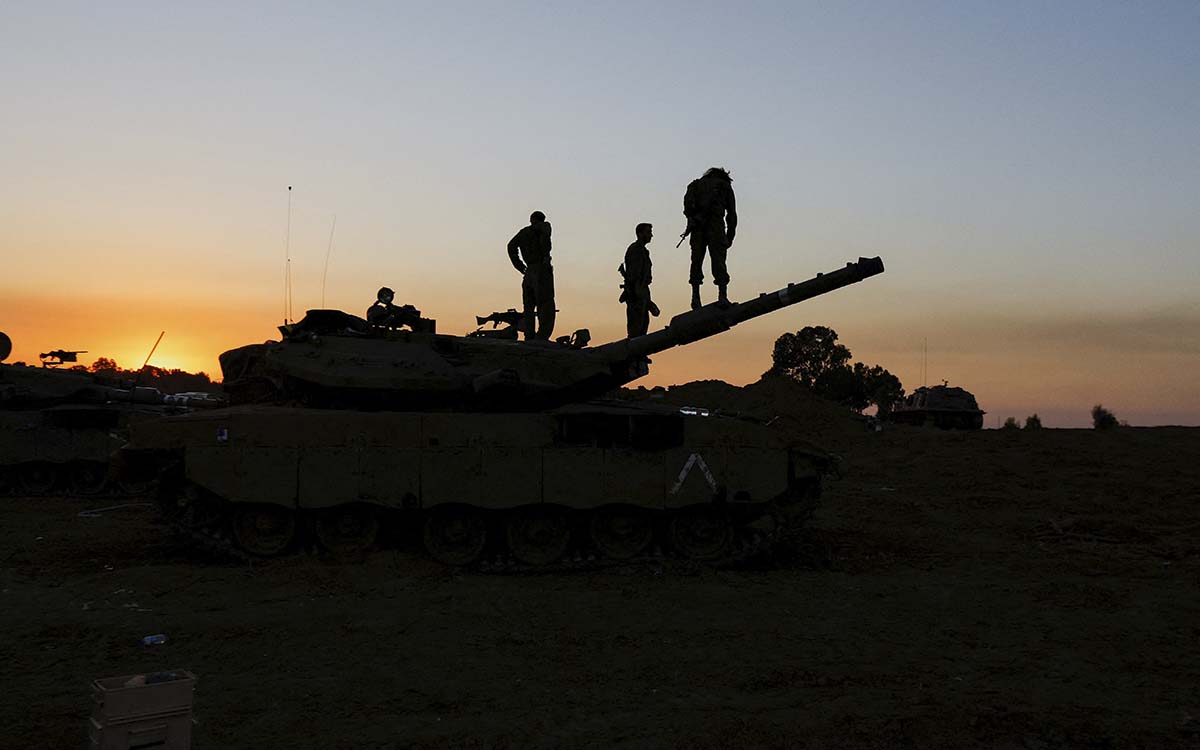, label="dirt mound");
[621,375,866,444]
